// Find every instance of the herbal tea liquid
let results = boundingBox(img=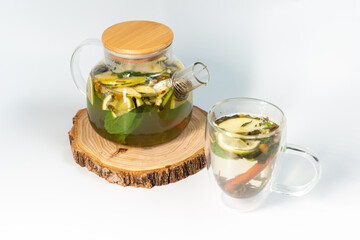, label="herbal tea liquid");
[86,61,192,146]
[210,114,281,198]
